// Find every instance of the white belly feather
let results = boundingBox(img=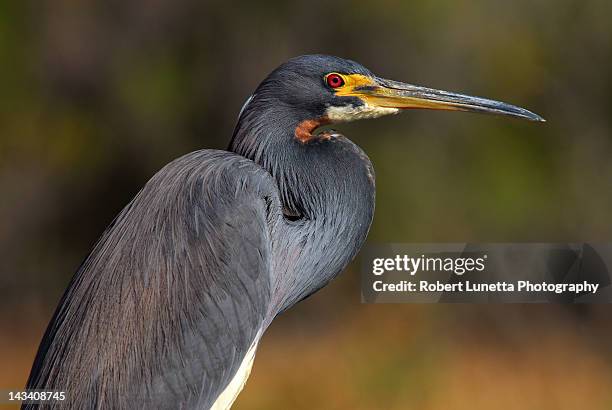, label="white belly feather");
[210,338,259,410]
